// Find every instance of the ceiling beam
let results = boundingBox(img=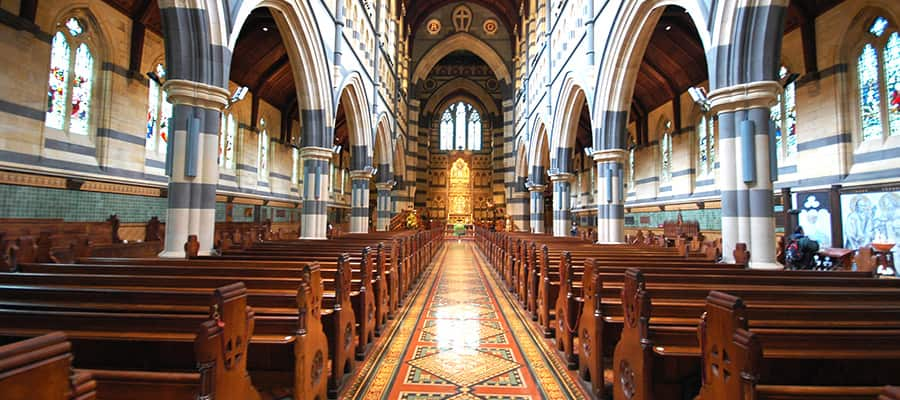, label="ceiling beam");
[791,1,819,75]
[19,0,37,23]
[253,54,290,96]
[126,0,155,80]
